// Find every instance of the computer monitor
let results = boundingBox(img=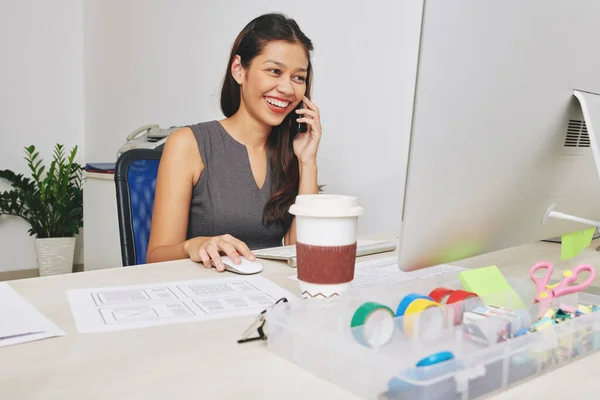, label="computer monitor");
[396,0,600,271]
